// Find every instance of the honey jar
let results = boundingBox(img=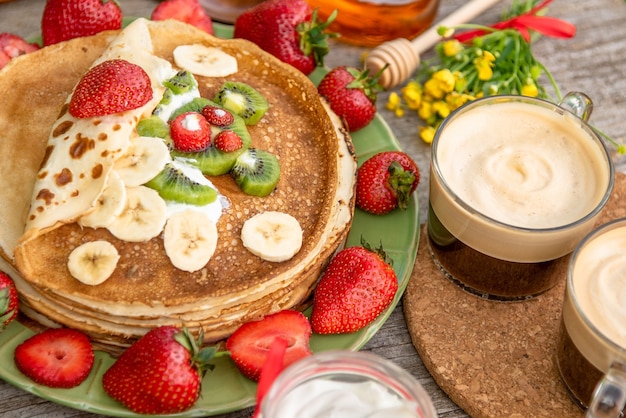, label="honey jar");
[306,0,440,47]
